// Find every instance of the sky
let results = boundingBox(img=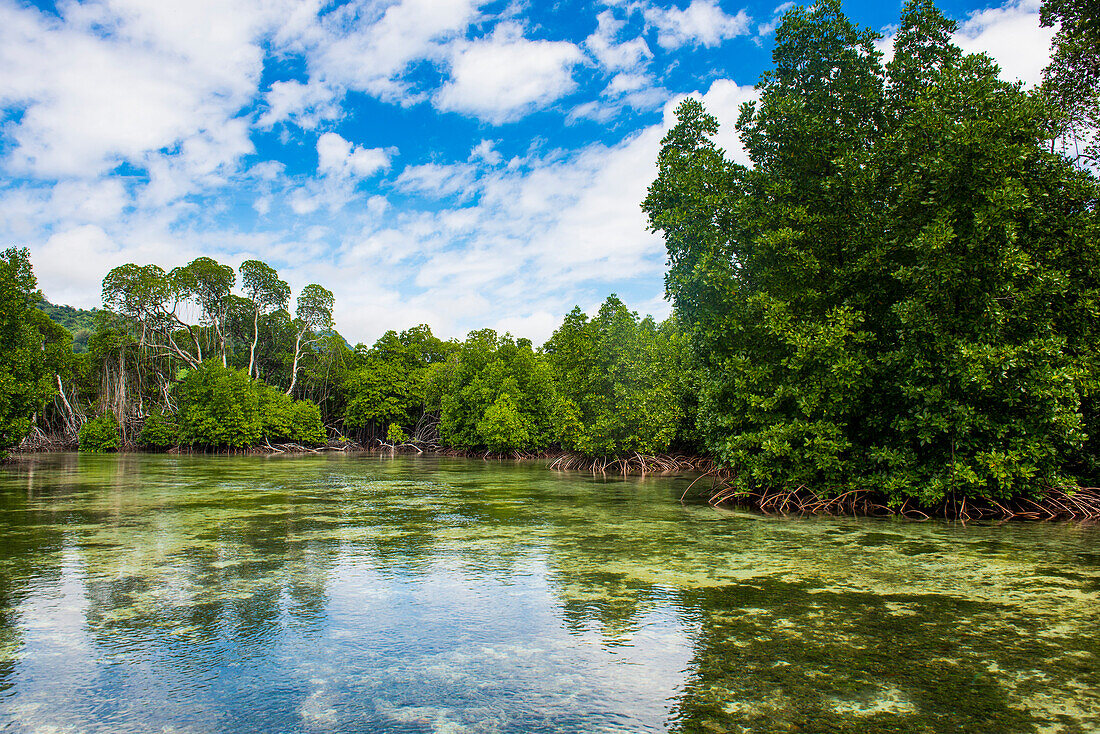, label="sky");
[0,0,1055,347]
